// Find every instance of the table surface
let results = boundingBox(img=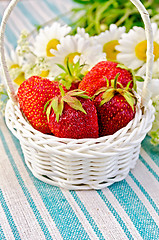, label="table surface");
[0,1,159,239]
